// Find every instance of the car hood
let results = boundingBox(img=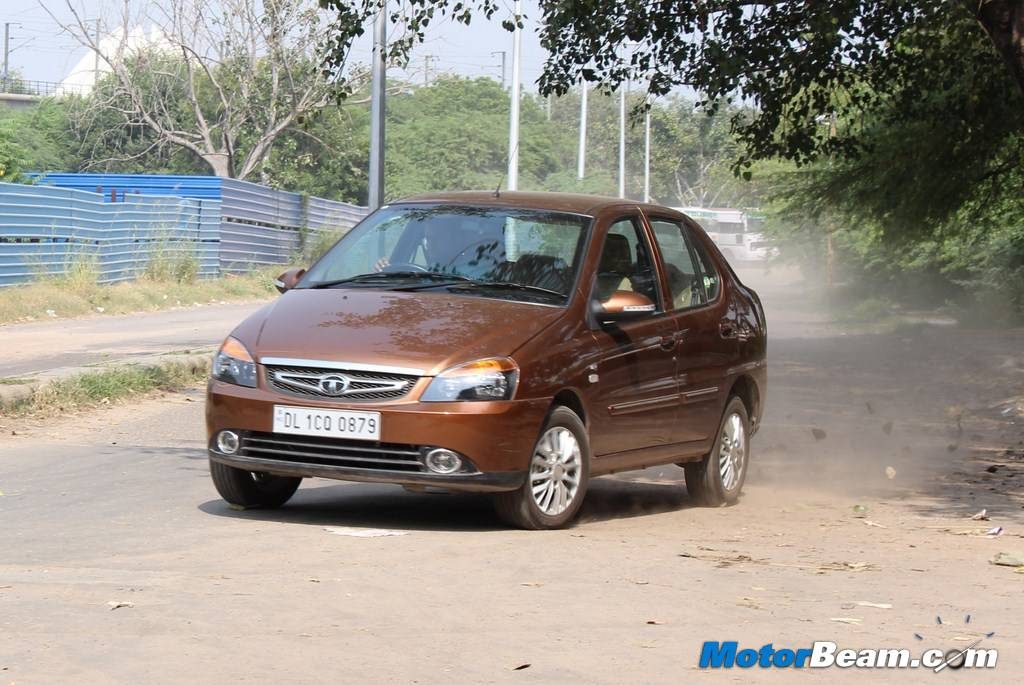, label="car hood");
[237,288,565,376]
